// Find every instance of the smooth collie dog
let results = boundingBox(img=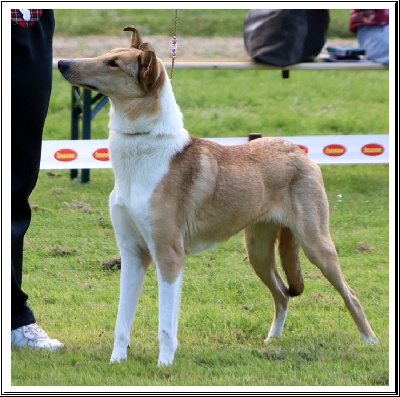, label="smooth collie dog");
[58,27,377,366]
